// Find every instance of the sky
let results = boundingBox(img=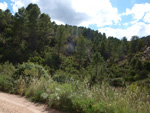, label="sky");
[0,0,150,40]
